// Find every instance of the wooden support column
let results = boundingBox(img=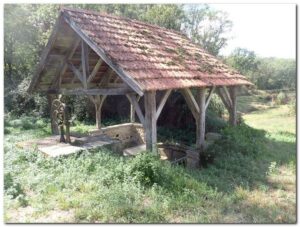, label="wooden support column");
[196,88,206,149]
[91,95,106,130]
[229,86,237,126]
[144,91,157,152]
[47,94,59,135]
